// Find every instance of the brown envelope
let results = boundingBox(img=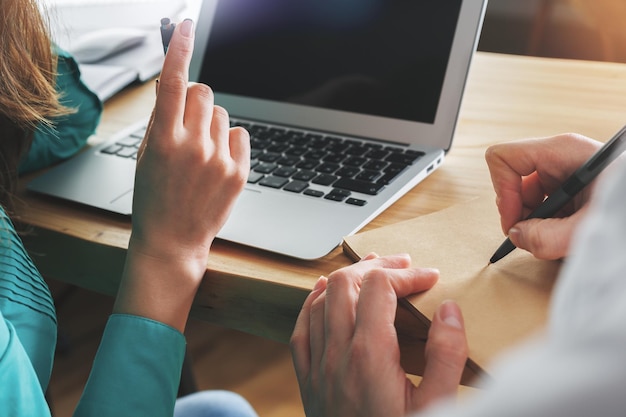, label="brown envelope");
[343,197,561,385]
